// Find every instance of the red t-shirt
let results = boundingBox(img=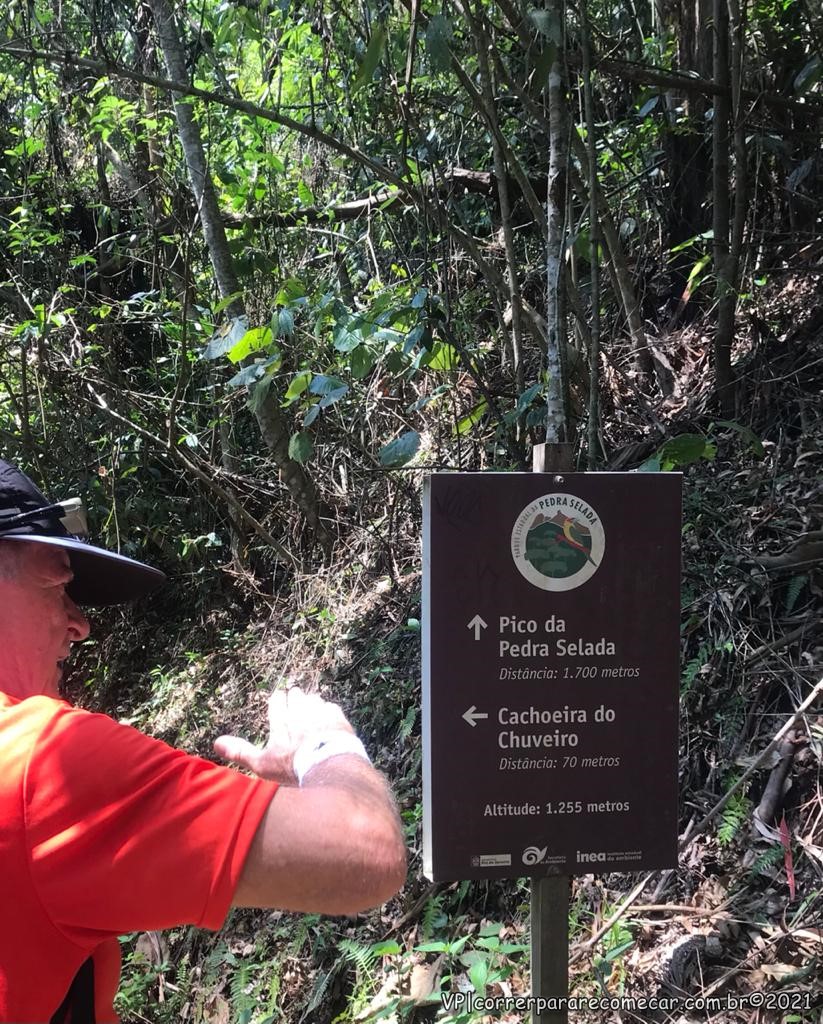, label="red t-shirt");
[0,691,278,1022]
